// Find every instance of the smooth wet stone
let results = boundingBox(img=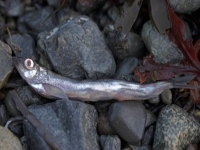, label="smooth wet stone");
[153,104,200,150]
[0,41,13,89]
[106,31,145,60]
[145,110,156,127]
[141,21,187,64]
[161,89,172,105]
[114,57,139,79]
[6,33,37,60]
[18,6,57,34]
[108,101,146,145]
[0,105,10,126]
[23,99,99,150]
[37,15,116,79]
[0,125,22,150]
[169,0,200,13]
[142,125,154,145]
[100,135,121,150]
[4,0,24,17]
[4,87,44,117]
